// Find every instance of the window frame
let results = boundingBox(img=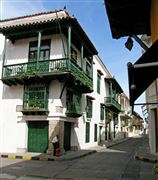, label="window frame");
[28,39,51,62]
[86,98,93,118]
[100,104,105,121]
[97,72,101,94]
[85,122,90,143]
